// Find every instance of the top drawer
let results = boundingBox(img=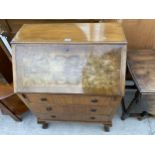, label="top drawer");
[12,44,126,96]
